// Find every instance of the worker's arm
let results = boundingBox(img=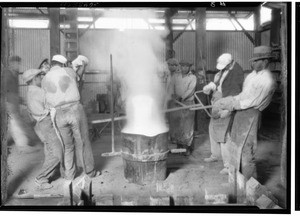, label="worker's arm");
[181,75,197,101]
[75,64,86,79]
[202,71,220,94]
[234,79,275,110]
